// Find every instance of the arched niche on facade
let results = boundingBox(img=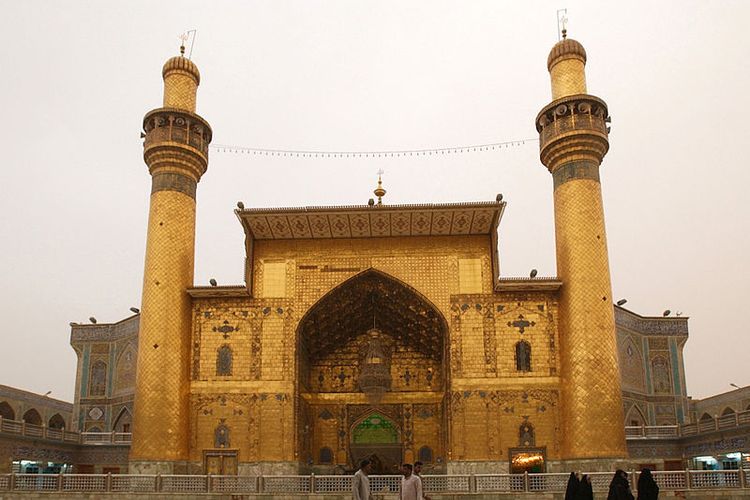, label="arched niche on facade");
[22,408,42,426]
[113,407,132,433]
[89,360,107,397]
[296,269,448,393]
[349,411,402,474]
[721,407,736,416]
[48,413,66,430]
[0,401,15,420]
[625,405,647,426]
[699,412,713,422]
